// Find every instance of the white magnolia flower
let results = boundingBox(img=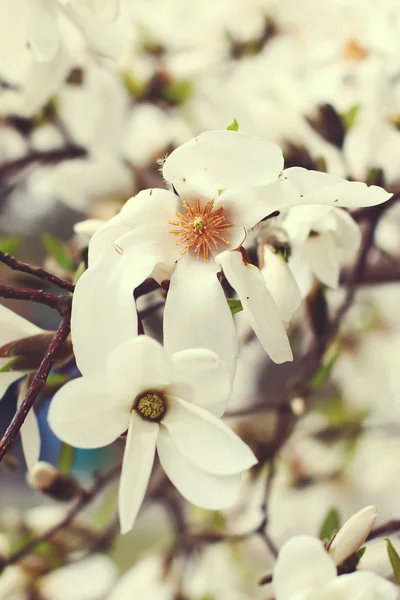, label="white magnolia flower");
[329,506,377,566]
[273,535,398,600]
[48,335,257,533]
[284,205,362,294]
[71,131,391,377]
